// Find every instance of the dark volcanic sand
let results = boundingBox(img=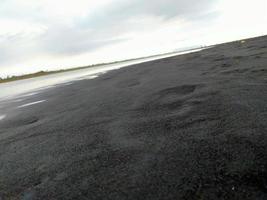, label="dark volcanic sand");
[1,35,267,200]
